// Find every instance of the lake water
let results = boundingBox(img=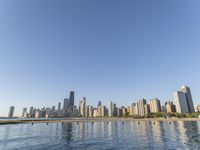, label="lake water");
[0,121,199,150]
